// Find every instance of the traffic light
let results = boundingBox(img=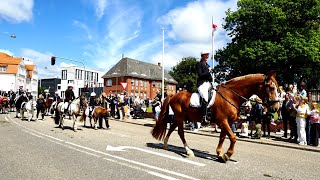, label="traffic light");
[51,56,56,65]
